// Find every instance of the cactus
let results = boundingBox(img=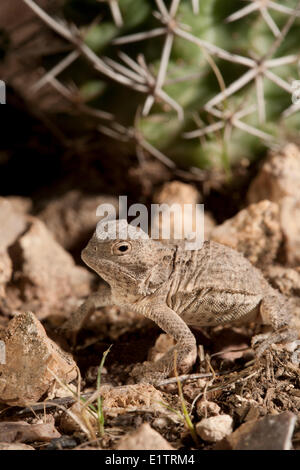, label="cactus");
[20,0,300,173]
